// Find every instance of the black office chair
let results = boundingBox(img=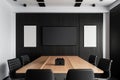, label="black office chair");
[66,69,94,80]
[7,58,24,80]
[26,69,54,80]
[20,55,30,66]
[95,58,113,80]
[88,55,97,66]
